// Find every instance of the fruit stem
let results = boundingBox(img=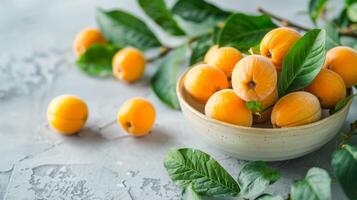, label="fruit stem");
[98,119,117,130]
[257,7,357,39]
